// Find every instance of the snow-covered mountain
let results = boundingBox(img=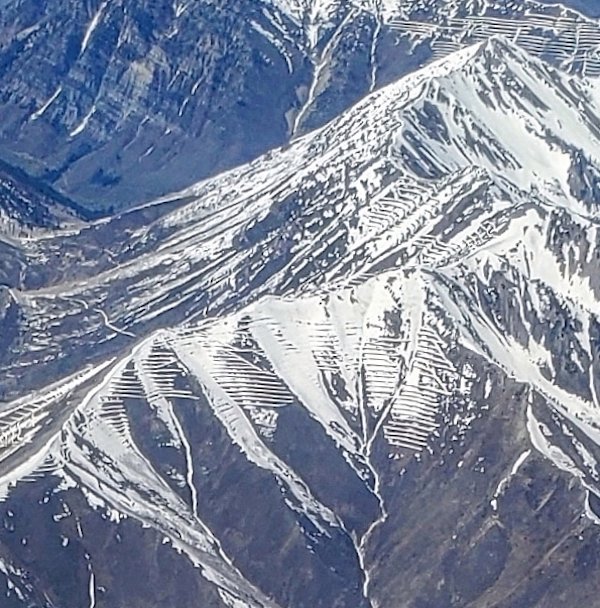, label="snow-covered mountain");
[0,0,599,210]
[1,33,600,607]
